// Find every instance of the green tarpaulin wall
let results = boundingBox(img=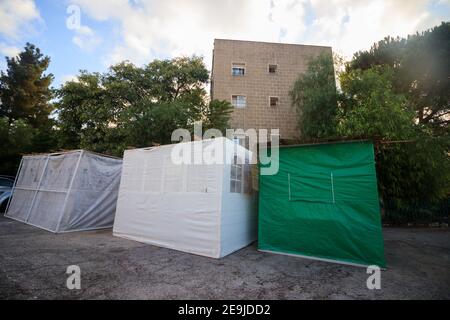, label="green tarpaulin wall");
[258,141,386,267]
